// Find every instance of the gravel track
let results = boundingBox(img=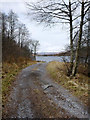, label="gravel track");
[2,63,89,119]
